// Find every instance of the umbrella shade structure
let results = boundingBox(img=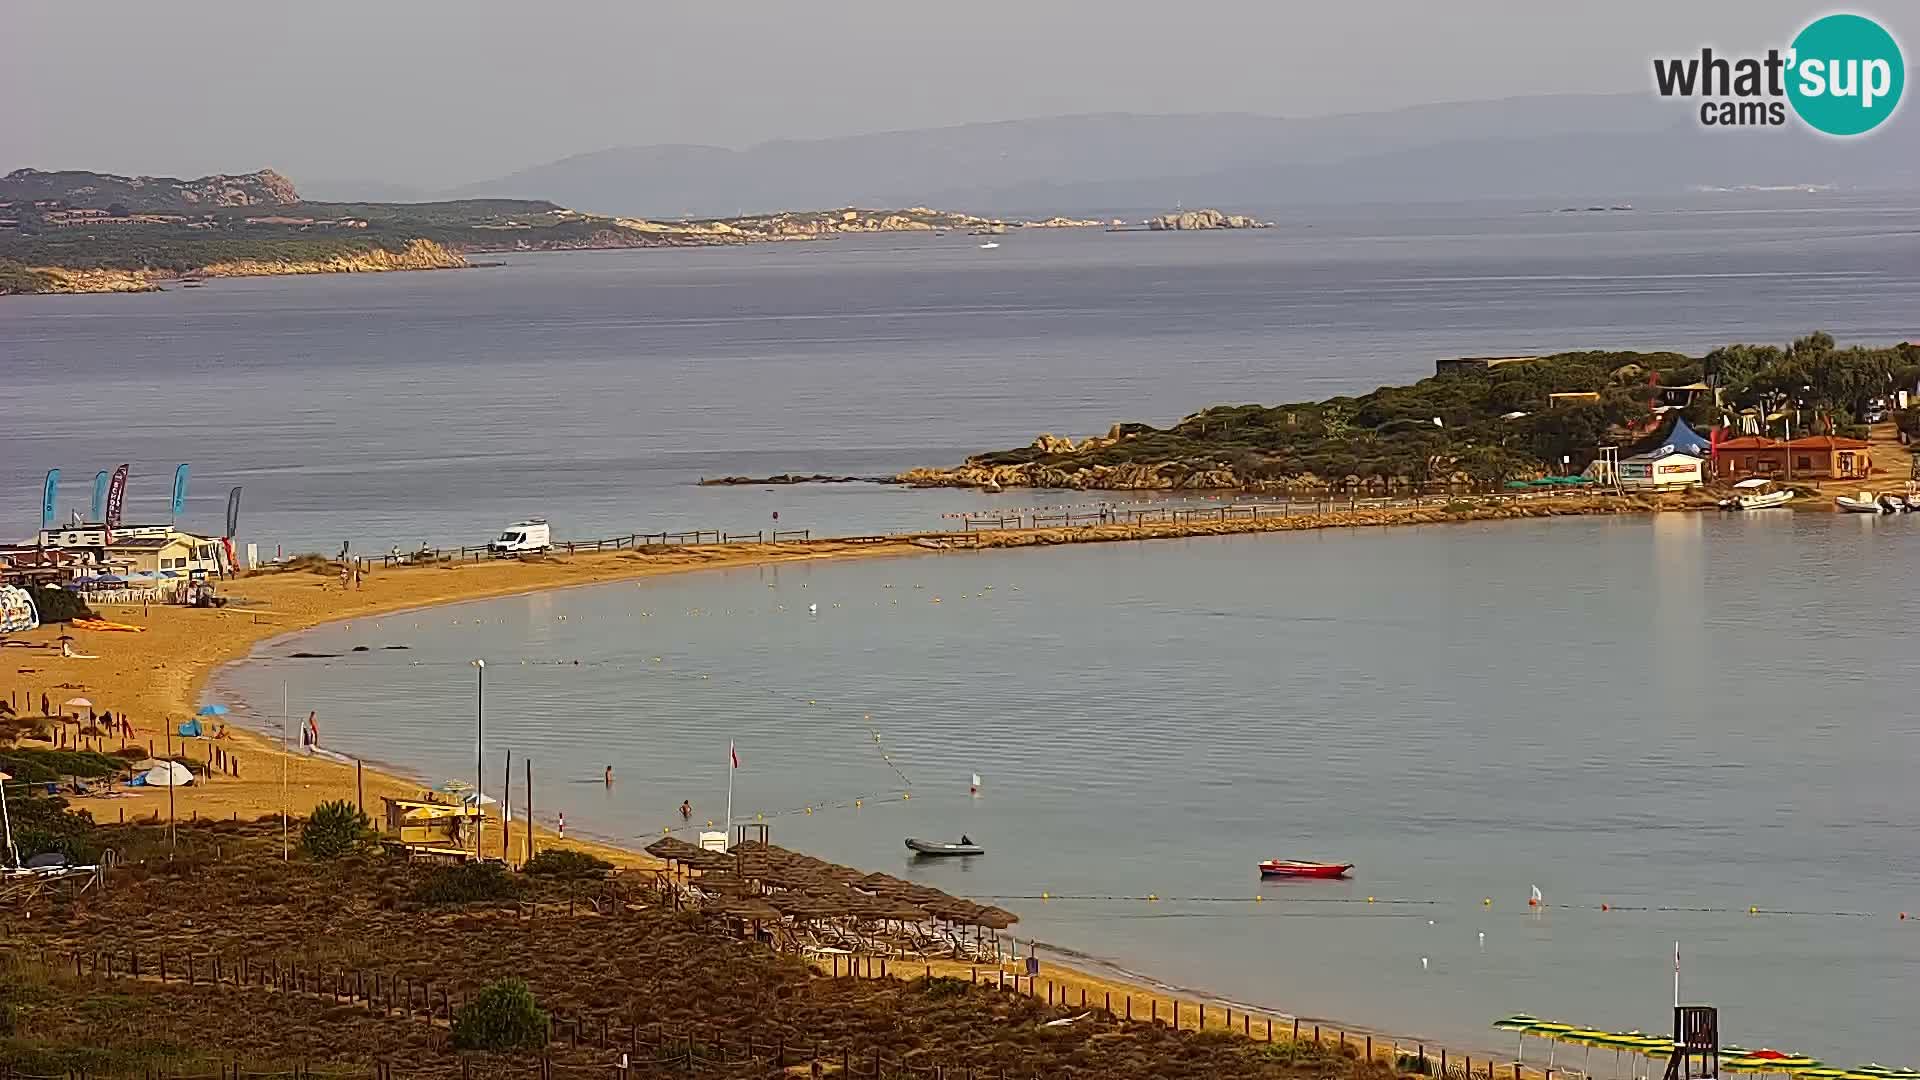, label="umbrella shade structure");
[132,761,193,787]
[196,704,229,717]
[61,698,93,712]
[459,792,499,811]
[1491,1015,1544,1063]
[433,780,472,794]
